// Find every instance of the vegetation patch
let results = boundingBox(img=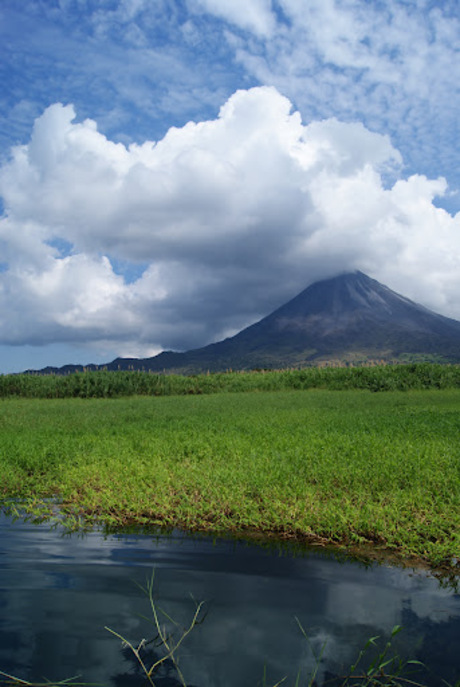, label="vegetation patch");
[0,384,459,573]
[2,363,460,399]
